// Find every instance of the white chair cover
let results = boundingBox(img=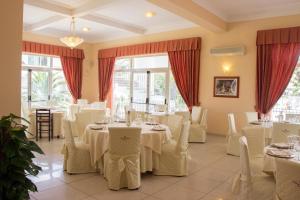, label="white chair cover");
[242,126,265,158]
[104,127,141,190]
[275,158,300,200]
[189,108,208,143]
[62,119,96,174]
[77,99,88,106]
[232,136,270,195]
[227,113,241,156]
[191,106,202,124]
[153,121,191,176]
[75,112,94,138]
[175,111,190,122]
[165,114,183,142]
[245,112,258,124]
[272,122,300,143]
[68,104,80,120]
